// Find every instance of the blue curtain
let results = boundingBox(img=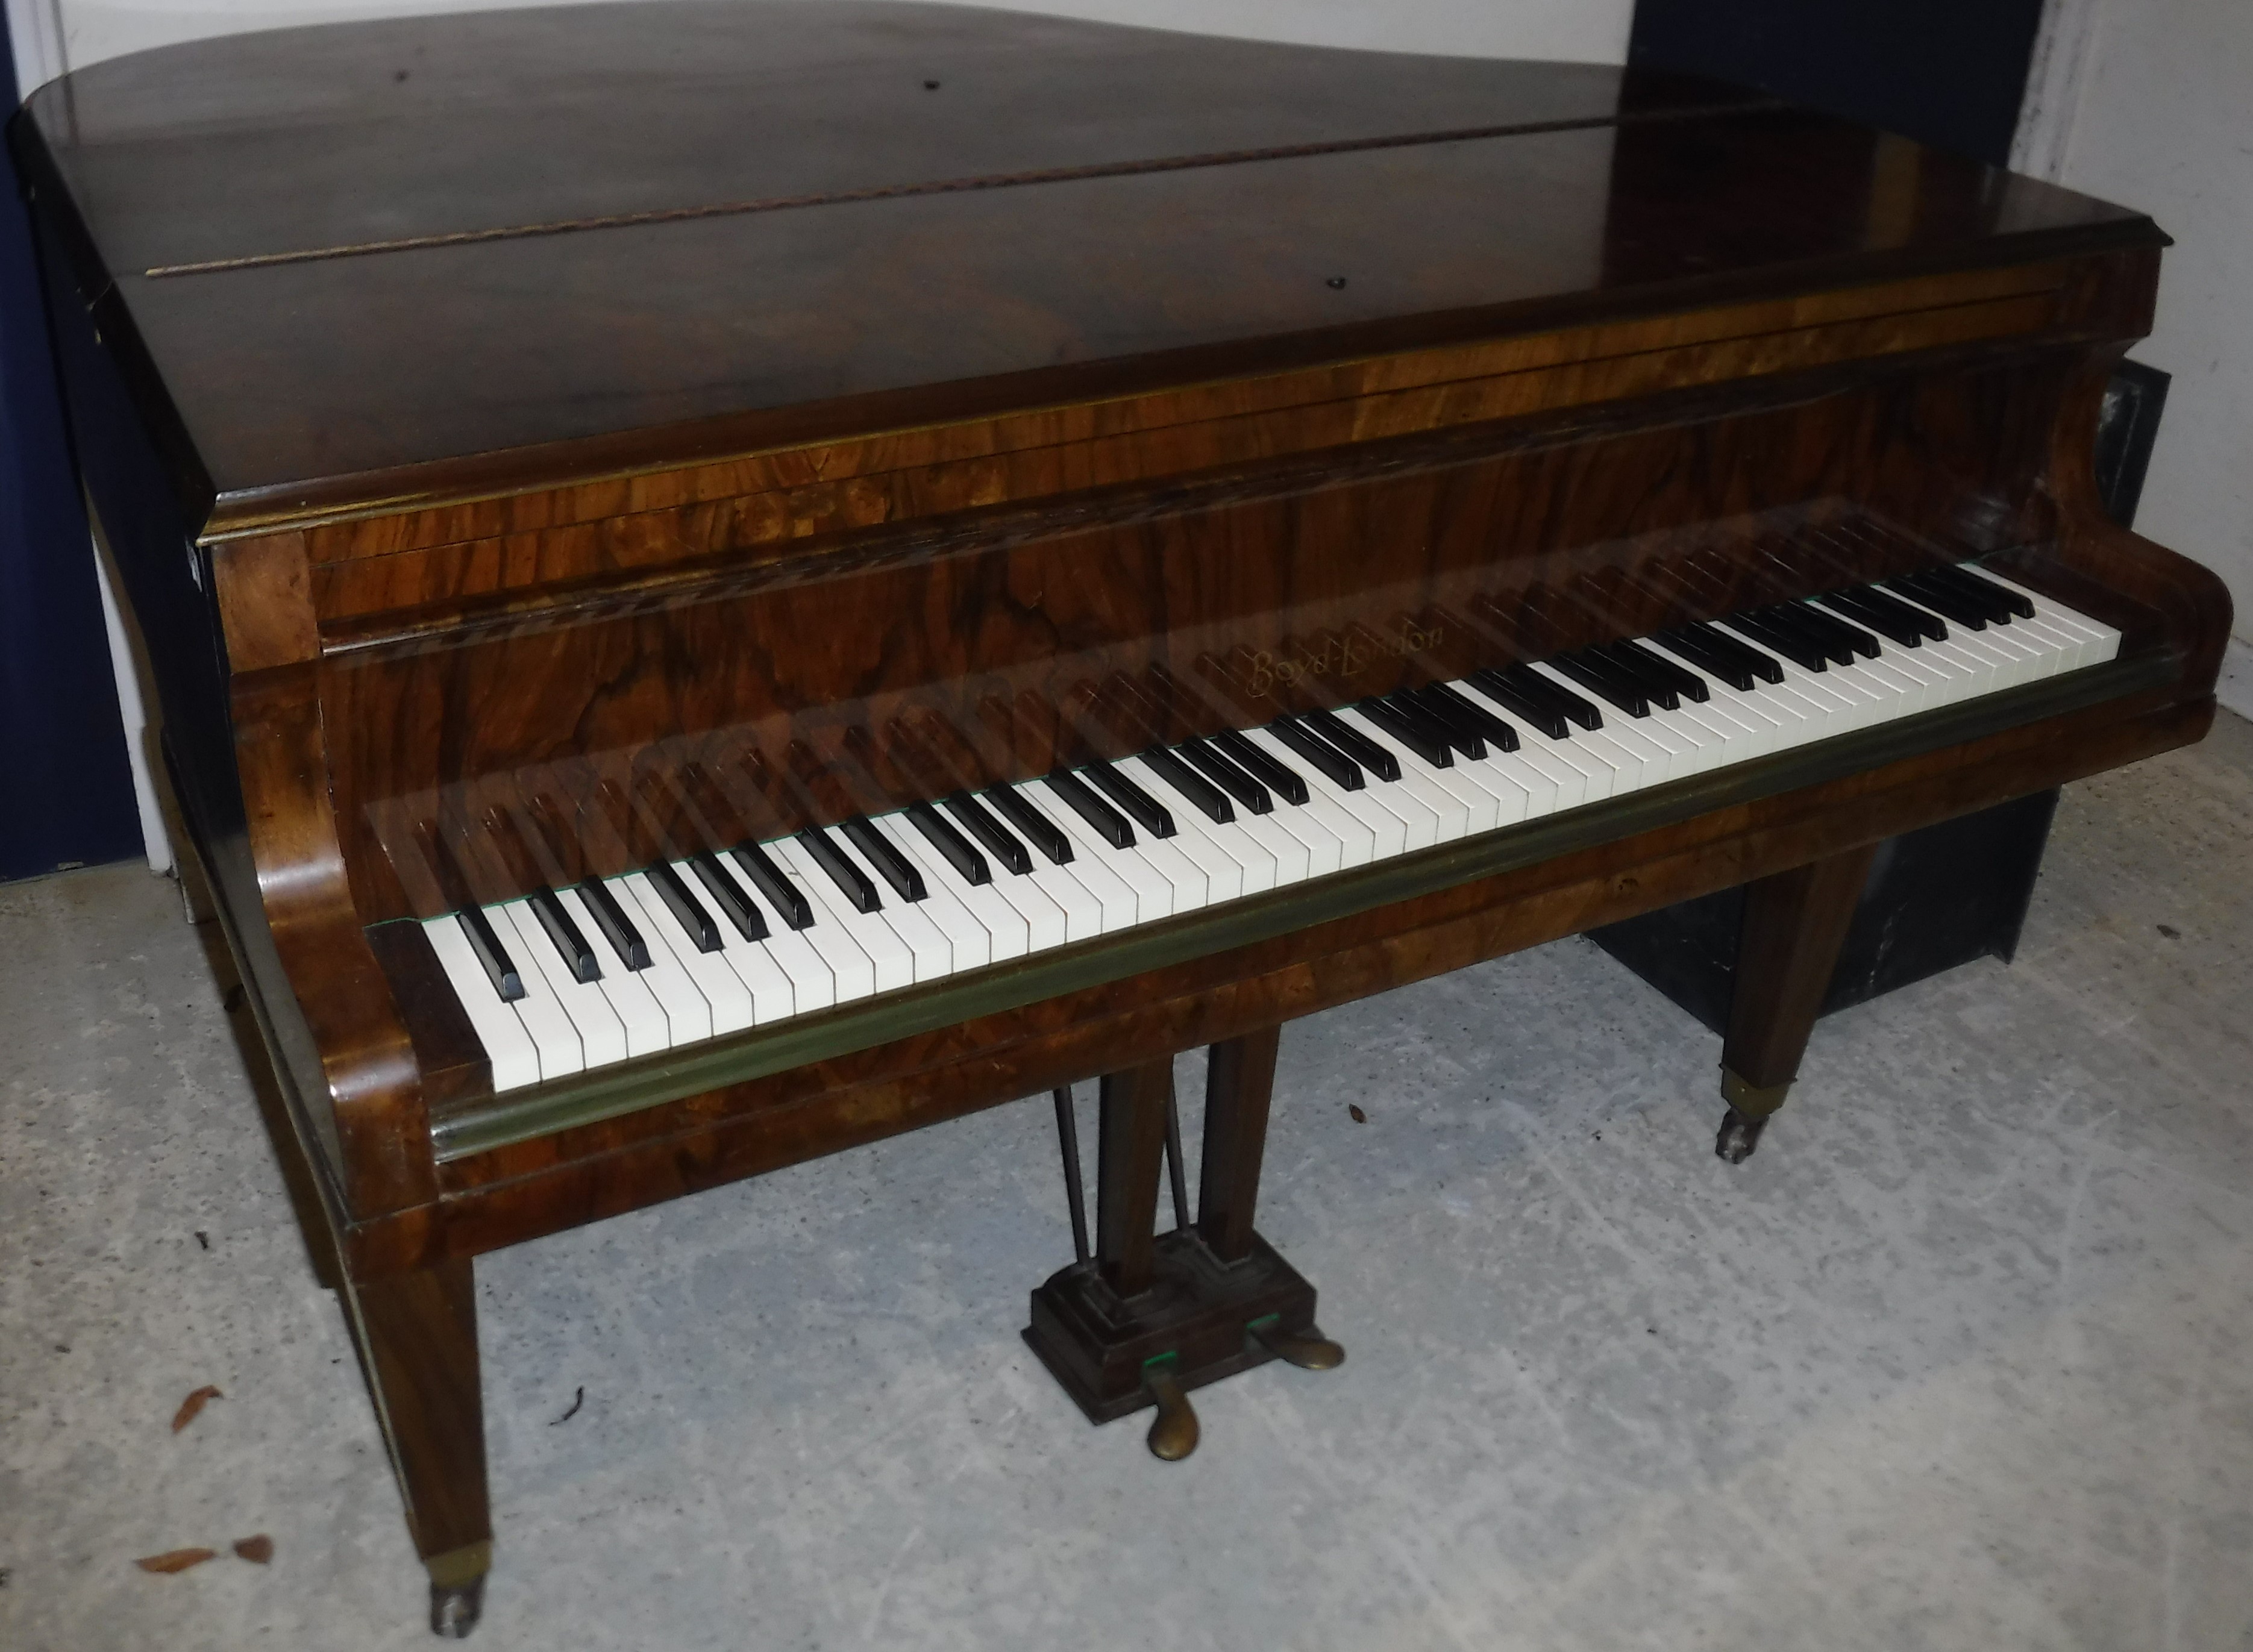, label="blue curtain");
[1,14,143,879]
